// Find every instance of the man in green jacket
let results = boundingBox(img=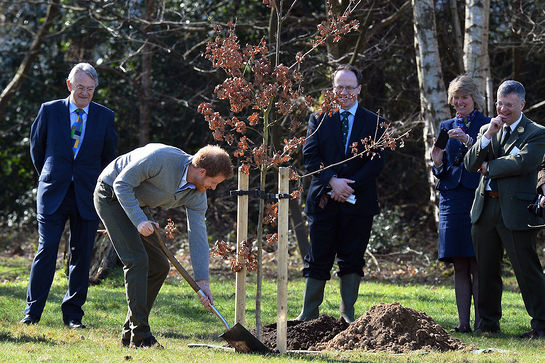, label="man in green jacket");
[94,143,233,348]
[464,80,545,339]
